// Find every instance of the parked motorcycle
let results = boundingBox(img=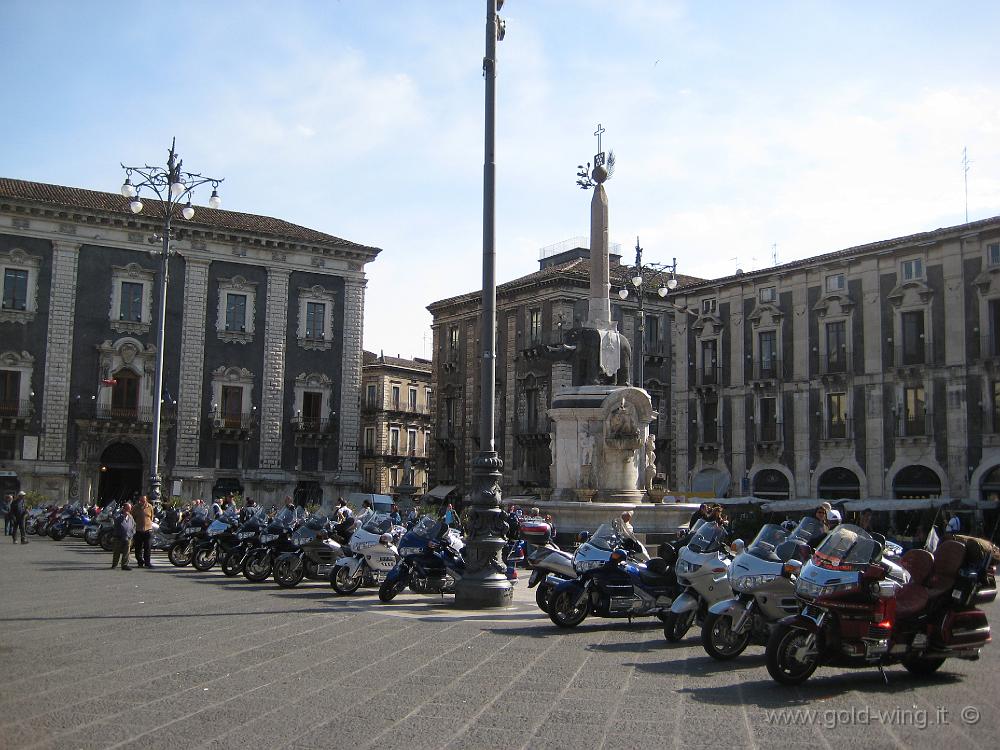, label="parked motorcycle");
[547,520,679,628]
[700,518,819,660]
[662,521,734,642]
[272,513,343,588]
[243,508,300,582]
[192,510,240,571]
[167,507,211,567]
[49,504,90,541]
[331,512,403,594]
[219,508,269,577]
[378,516,465,602]
[765,524,996,685]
